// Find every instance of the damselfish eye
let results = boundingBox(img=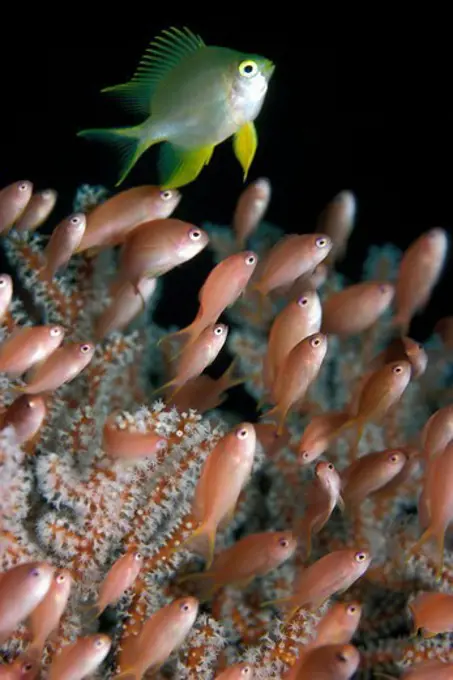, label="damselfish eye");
[355,551,367,562]
[189,229,202,241]
[80,344,92,354]
[278,538,289,548]
[315,237,329,248]
[236,427,249,440]
[214,325,225,336]
[392,364,404,374]
[160,190,173,200]
[50,326,62,337]
[239,59,258,77]
[328,463,334,470]
[245,254,257,265]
